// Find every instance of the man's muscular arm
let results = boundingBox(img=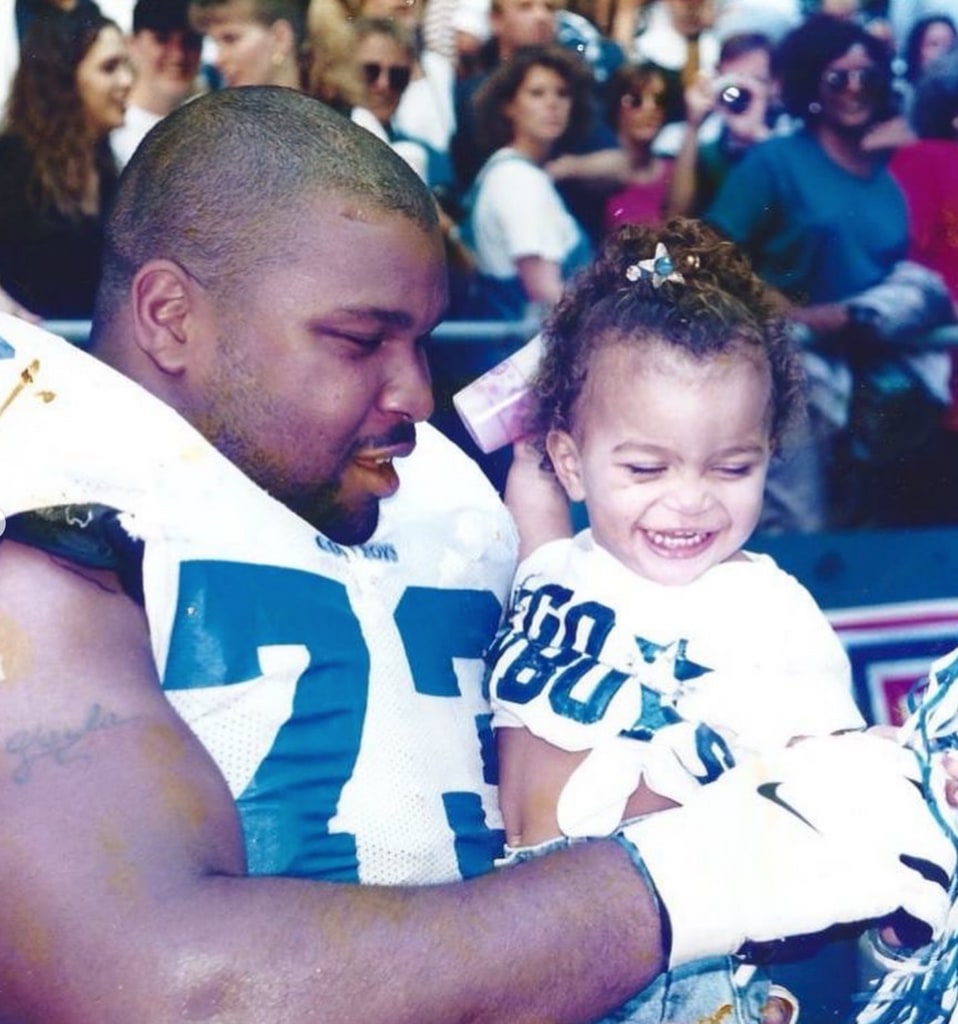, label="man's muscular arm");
[0,540,664,1023]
